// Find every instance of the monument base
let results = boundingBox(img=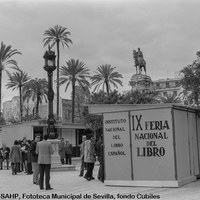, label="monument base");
[129,73,153,92]
[48,139,75,172]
